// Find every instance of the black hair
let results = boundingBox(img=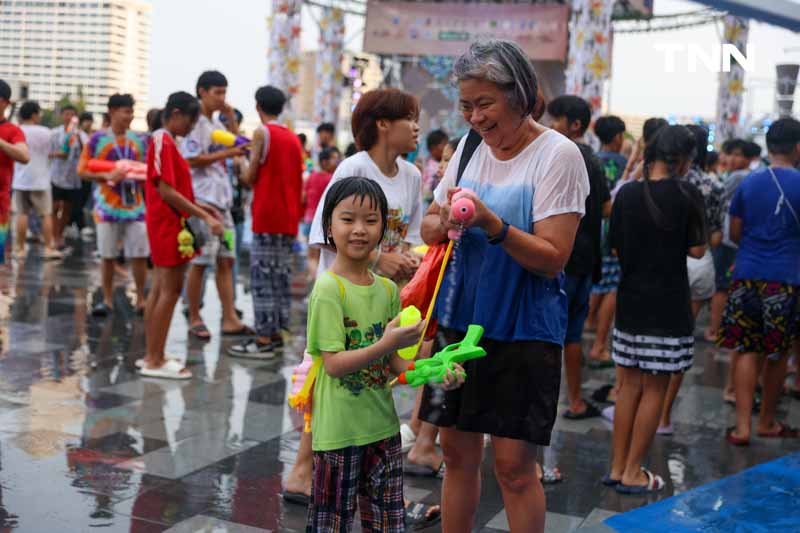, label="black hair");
[107,93,134,109]
[317,122,335,135]
[0,79,10,101]
[61,104,77,113]
[164,91,200,124]
[705,150,719,172]
[196,70,227,97]
[426,129,449,150]
[743,140,762,159]
[298,133,307,147]
[594,115,626,145]
[642,117,668,145]
[319,146,340,165]
[255,85,286,116]
[79,111,93,123]
[448,138,460,152]
[345,142,357,158]
[321,176,388,250]
[722,138,747,155]
[547,95,592,136]
[102,112,110,123]
[19,100,40,120]
[684,124,709,170]
[766,118,800,156]
[642,125,704,234]
[146,108,162,132]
